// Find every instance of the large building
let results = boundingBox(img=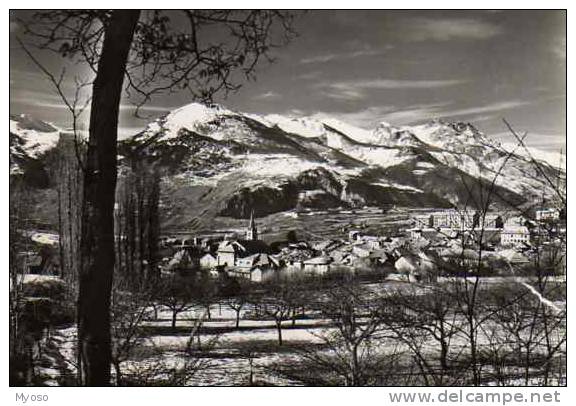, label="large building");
[414,210,507,230]
[535,208,560,221]
[500,226,531,246]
